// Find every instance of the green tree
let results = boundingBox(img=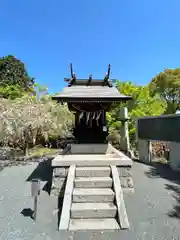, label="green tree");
[0,84,26,99]
[107,80,166,146]
[149,68,180,114]
[0,55,34,94]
